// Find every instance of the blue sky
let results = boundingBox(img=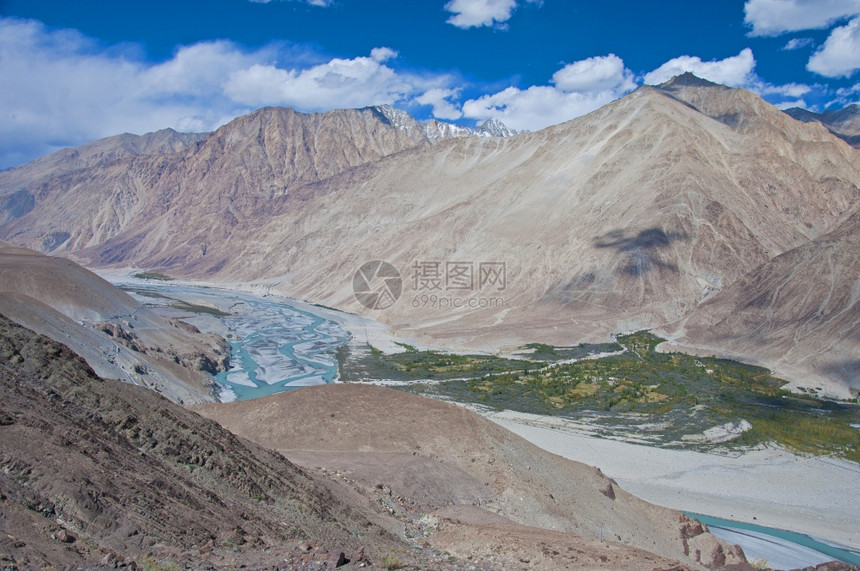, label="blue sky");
[2,0,860,168]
